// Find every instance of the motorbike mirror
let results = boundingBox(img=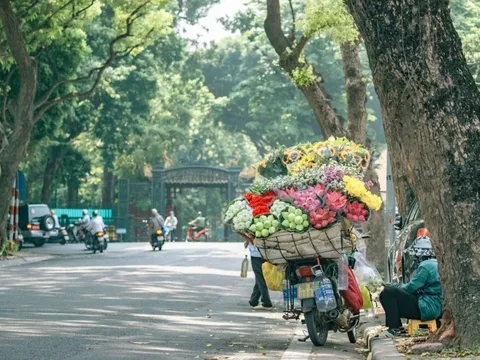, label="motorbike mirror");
[394,216,402,230]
